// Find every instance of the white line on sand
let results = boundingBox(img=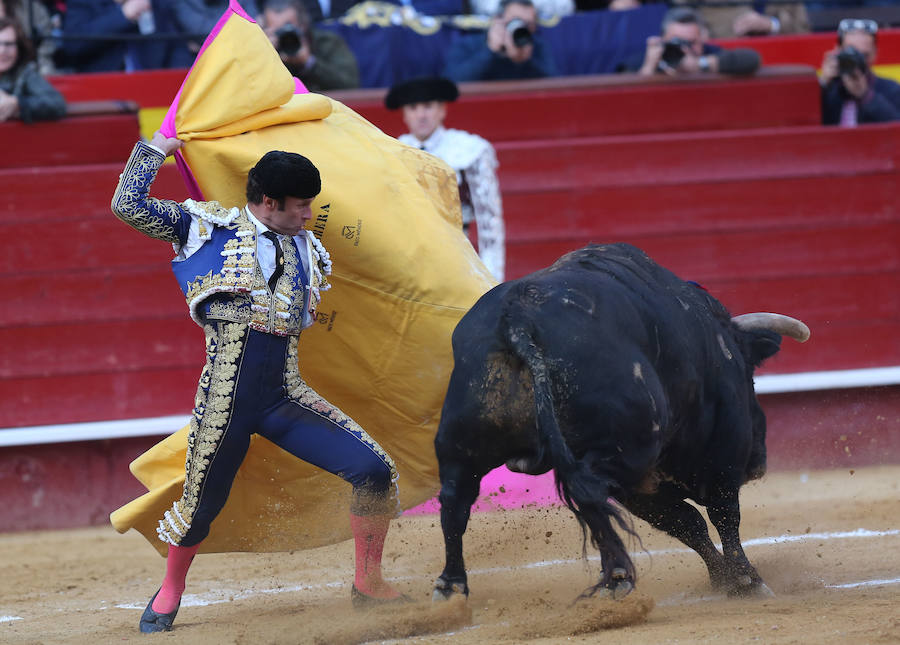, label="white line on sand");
[0,616,23,623]
[109,527,899,612]
[470,528,900,574]
[826,577,900,589]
